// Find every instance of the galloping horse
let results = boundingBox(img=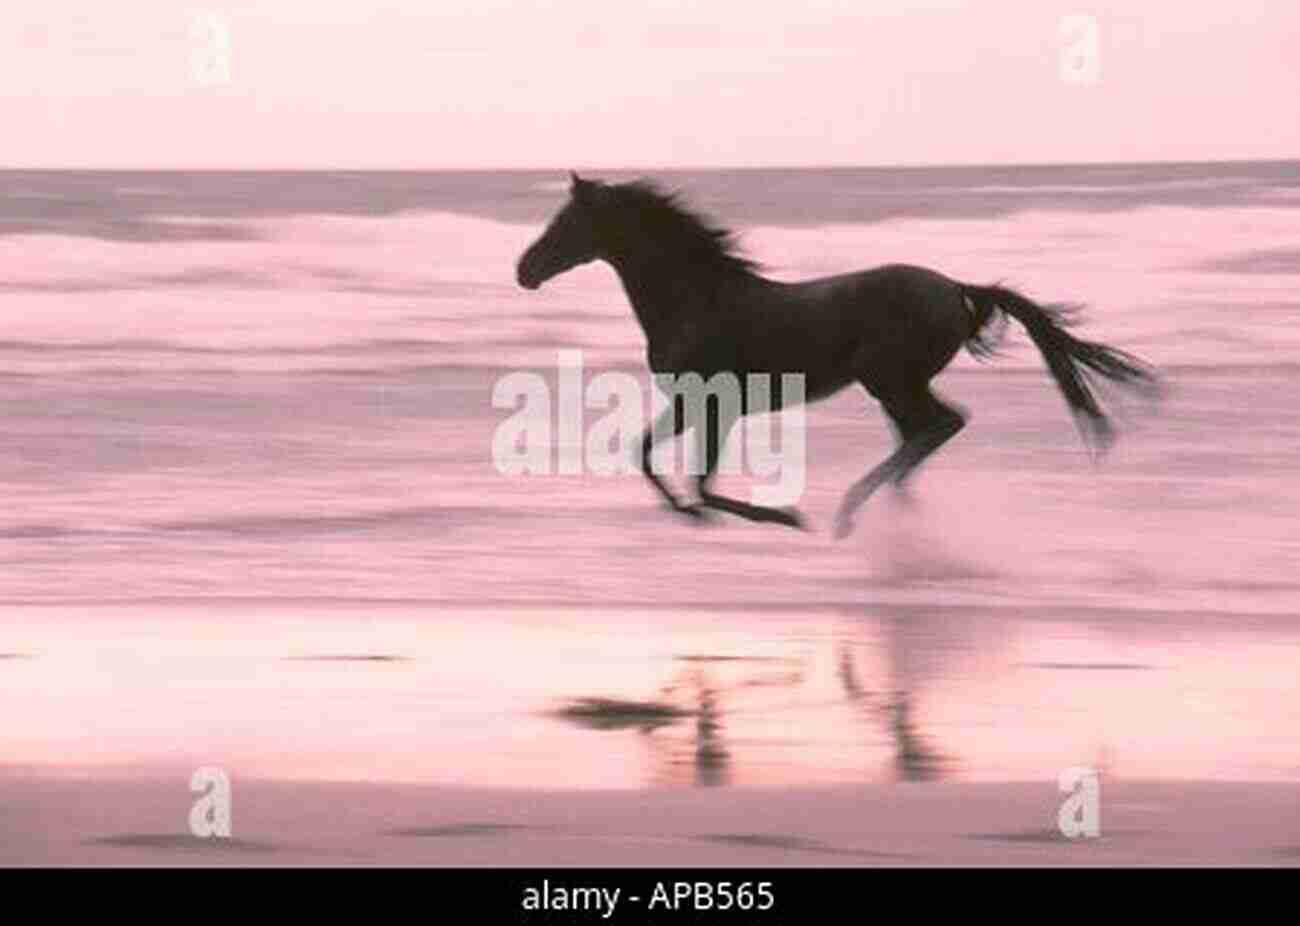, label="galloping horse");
[516,173,1157,538]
